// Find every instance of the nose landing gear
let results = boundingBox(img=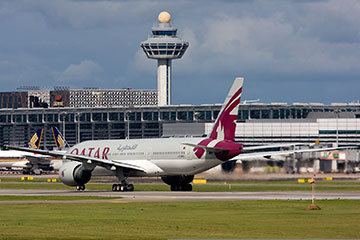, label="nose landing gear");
[76,185,85,191]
